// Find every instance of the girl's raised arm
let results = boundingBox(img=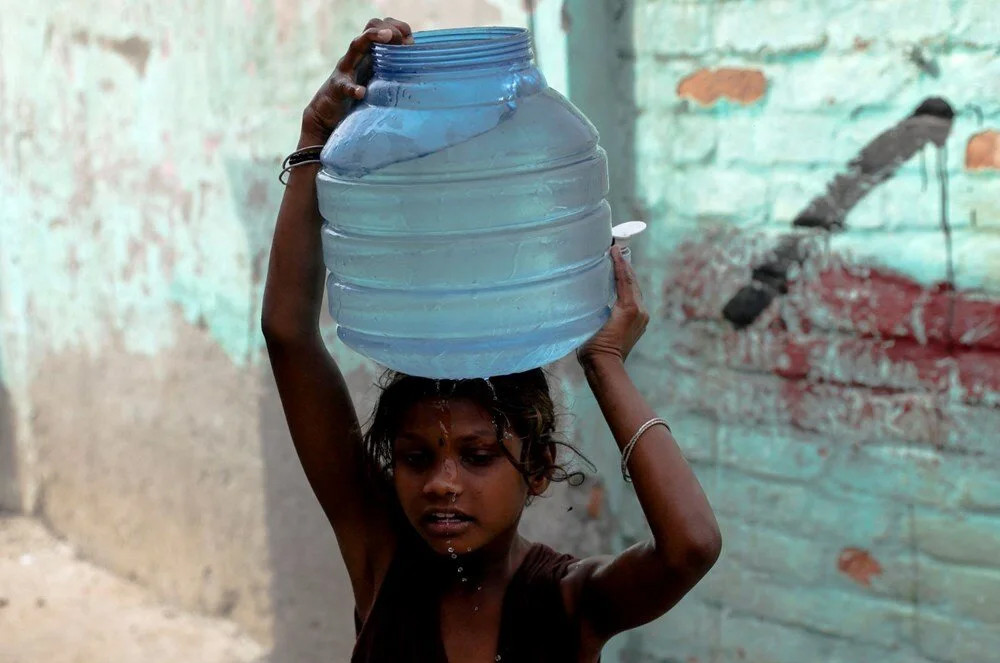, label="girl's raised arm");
[260,17,413,620]
[563,247,723,644]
